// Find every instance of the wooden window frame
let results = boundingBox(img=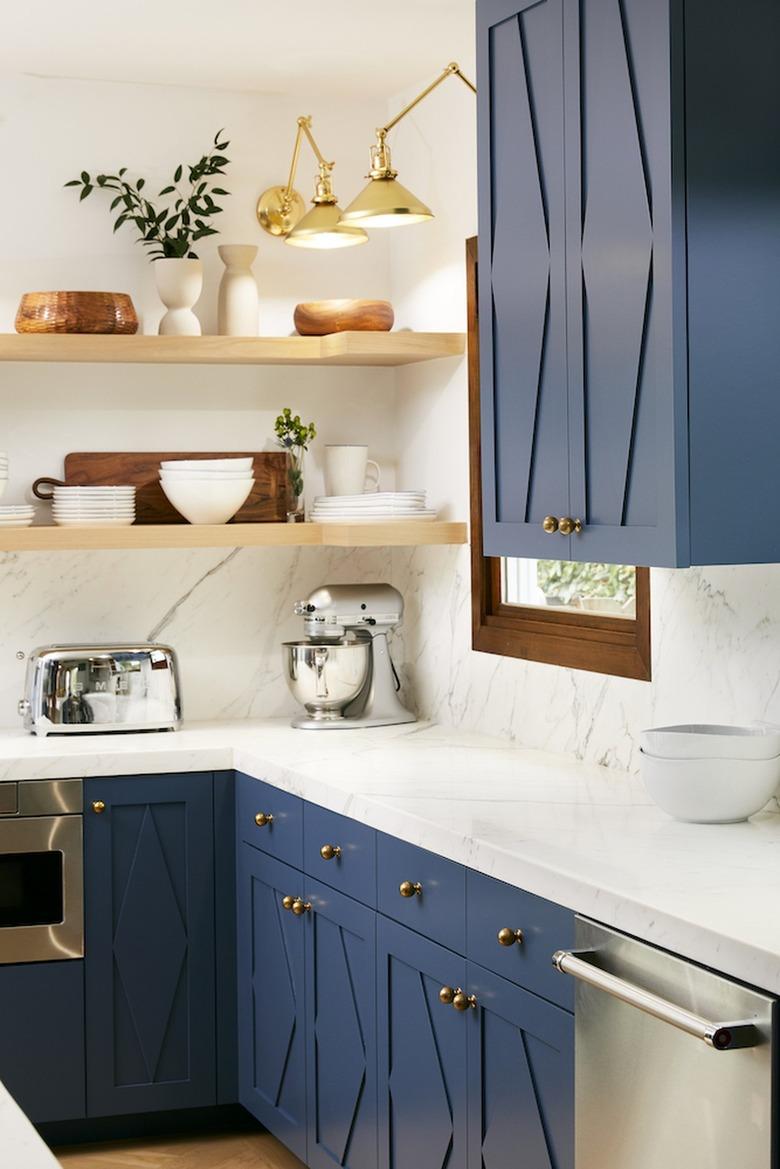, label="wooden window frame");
[467,236,652,681]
